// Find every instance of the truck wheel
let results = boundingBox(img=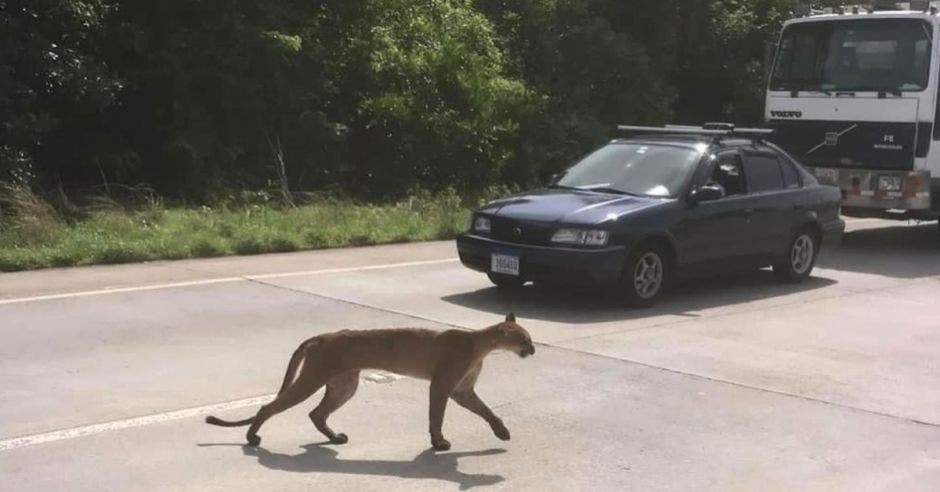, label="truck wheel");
[620,245,668,307]
[773,228,819,283]
[487,273,524,289]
